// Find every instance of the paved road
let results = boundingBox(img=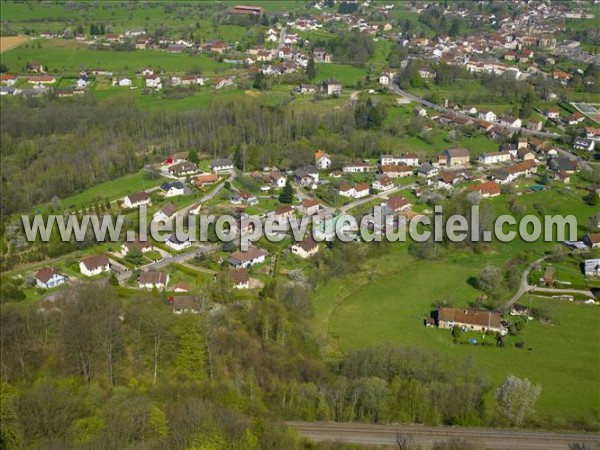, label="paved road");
[389,82,560,140]
[288,421,600,450]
